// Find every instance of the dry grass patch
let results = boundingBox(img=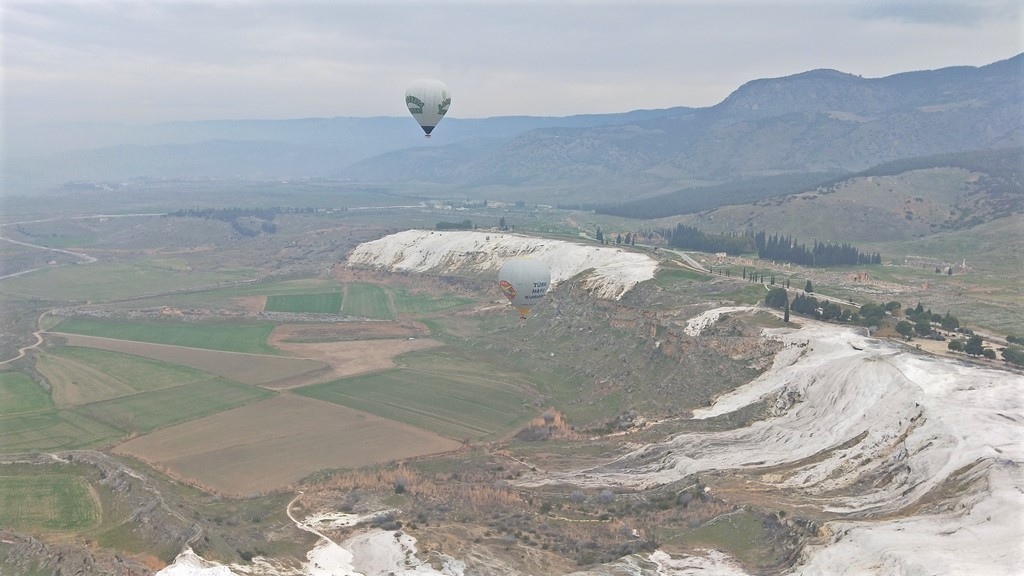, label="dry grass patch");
[112,394,461,497]
[271,321,430,342]
[266,332,443,388]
